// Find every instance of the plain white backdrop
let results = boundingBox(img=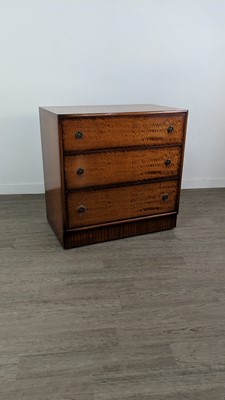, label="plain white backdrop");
[0,0,225,193]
